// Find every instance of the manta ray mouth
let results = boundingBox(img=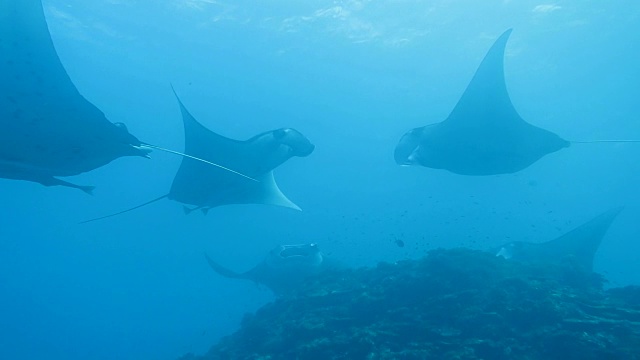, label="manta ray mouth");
[290,143,315,157]
[279,244,319,258]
